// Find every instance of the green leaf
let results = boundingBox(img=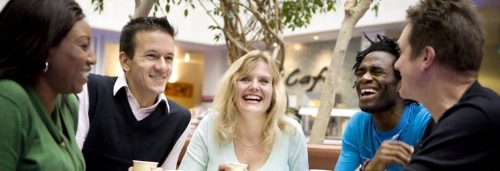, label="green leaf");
[214,34,220,42]
[373,5,379,17]
[371,0,381,17]
[165,5,170,13]
[184,9,189,17]
[269,20,275,29]
[153,3,158,16]
[91,0,104,14]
